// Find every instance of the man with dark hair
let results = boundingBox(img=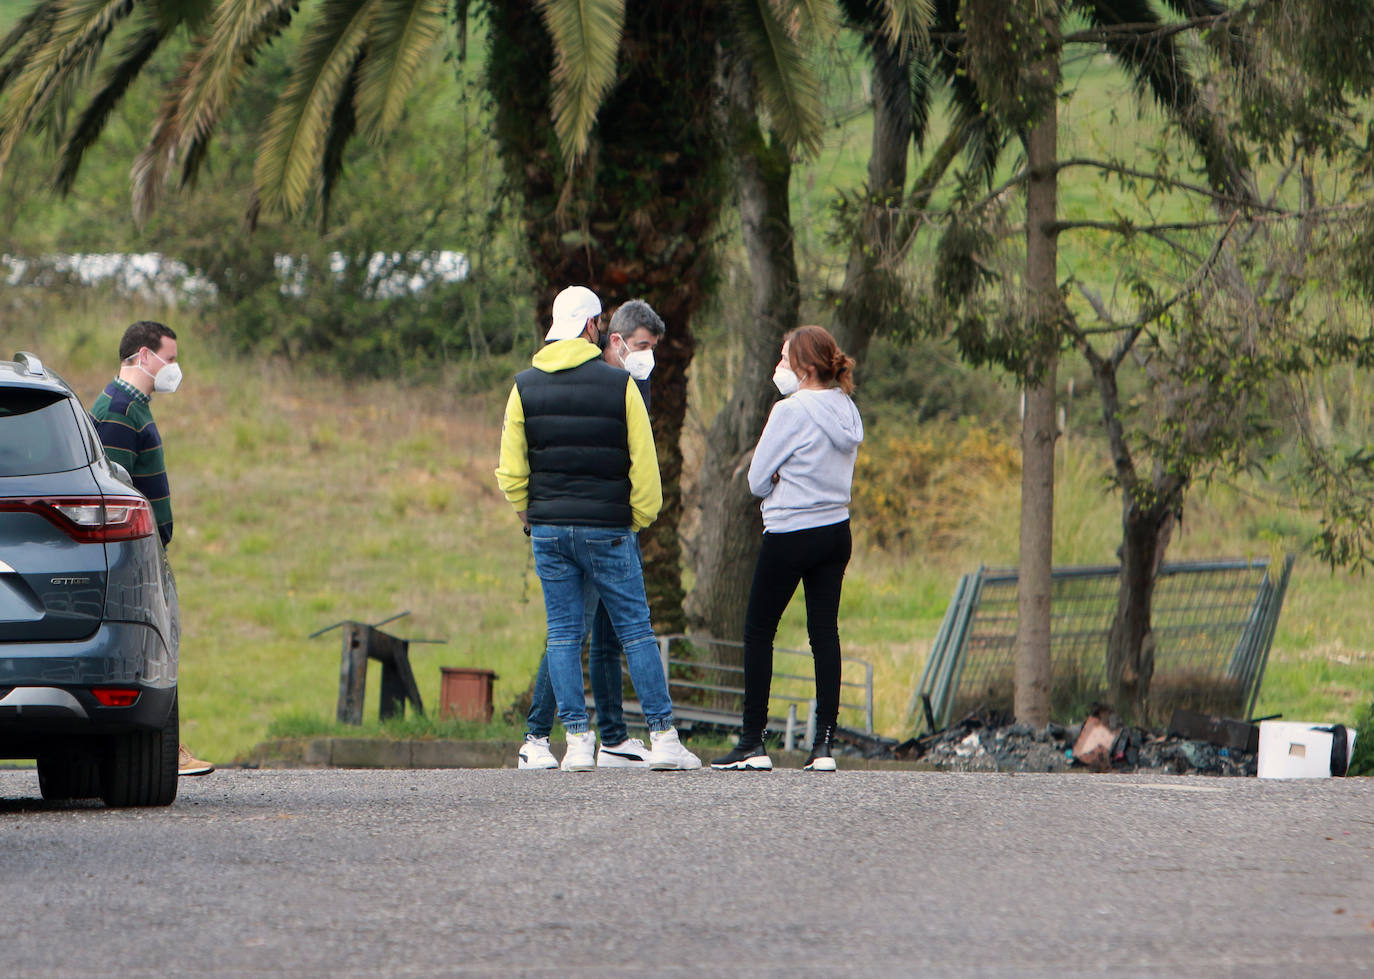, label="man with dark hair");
[90,320,213,778]
[496,287,698,772]
[516,298,666,769]
[94,321,180,546]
